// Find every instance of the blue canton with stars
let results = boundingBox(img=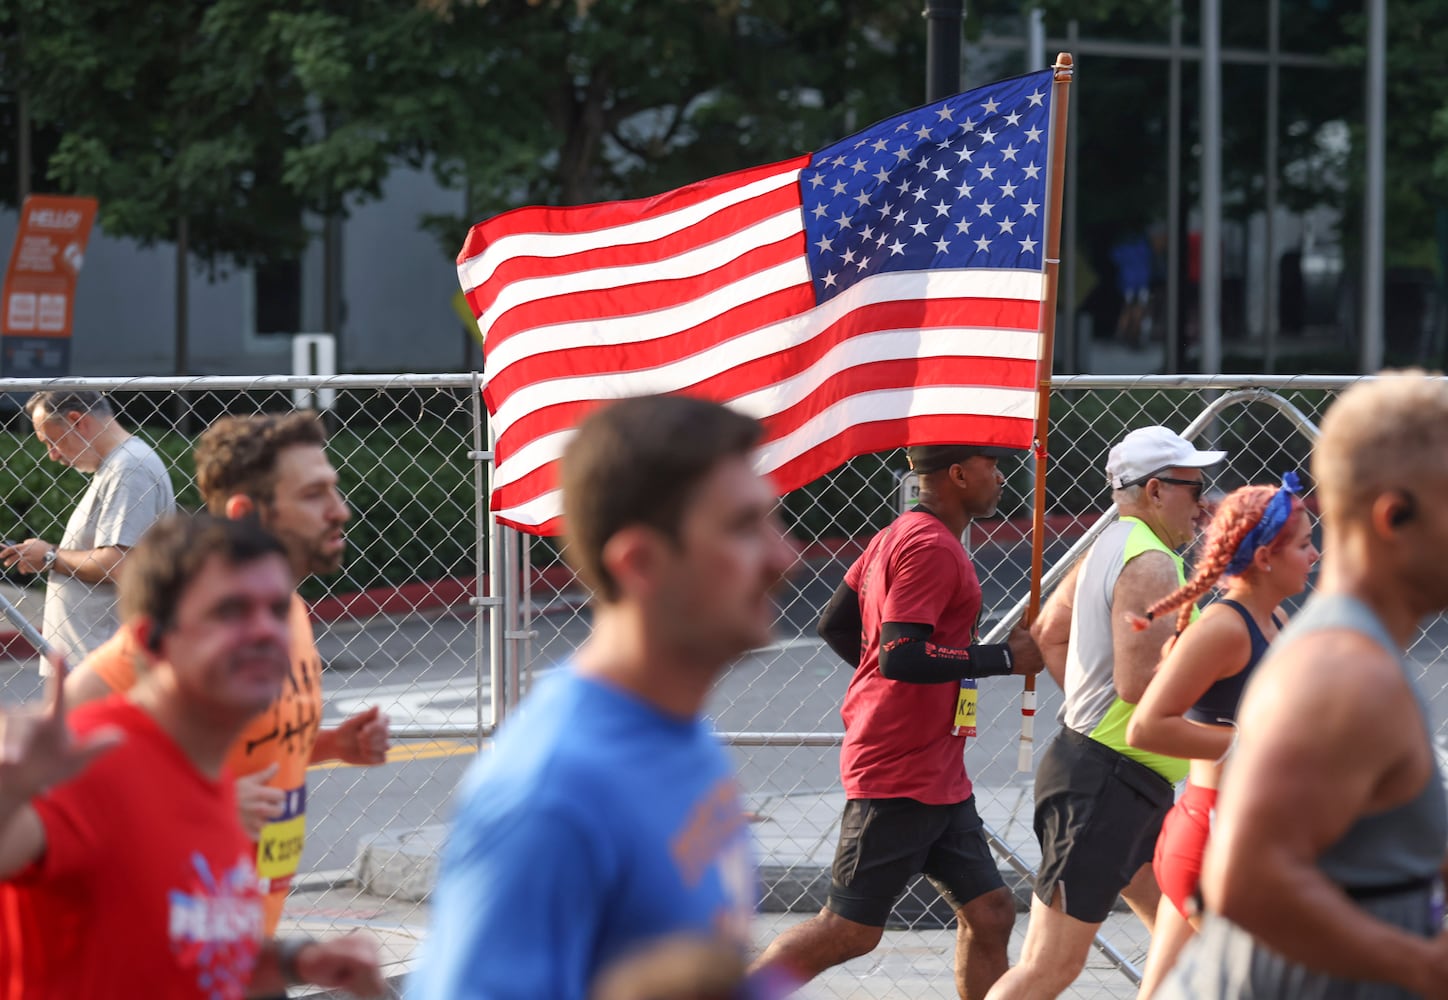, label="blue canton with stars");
[801,70,1053,304]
